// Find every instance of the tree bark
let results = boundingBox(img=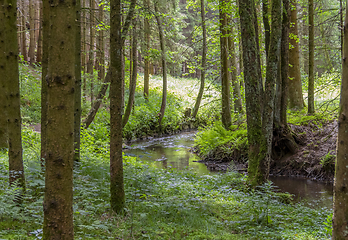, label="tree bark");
[110,0,125,214]
[288,0,304,110]
[154,1,167,127]
[143,0,150,100]
[333,2,348,238]
[192,0,207,119]
[88,0,95,106]
[0,5,7,148]
[43,0,75,238]
[4,0,26,193]
[262,0,270,58]
[28,0,35,64]
[97,1,105,81]
[41,0,49,166]
[74,0,82,163]
[219,0,231,129]
[122,21,137,127]
[20,0,27,61]
[239,0,264,186]
[307,0,315,114]
[82,0,87,103]
[36,0,42,63]
[227,19,243,114]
